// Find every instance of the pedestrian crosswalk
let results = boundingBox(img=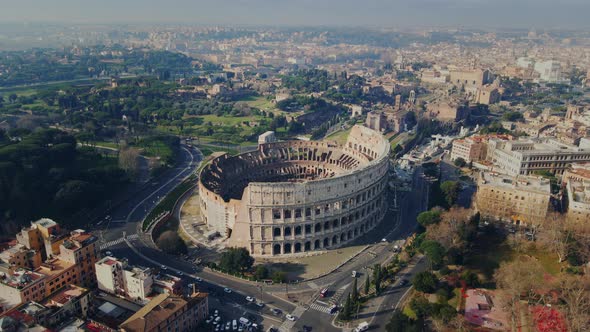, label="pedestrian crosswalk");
[330,283,349,305]
[309,302,334,314]
[100,234,139,250]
